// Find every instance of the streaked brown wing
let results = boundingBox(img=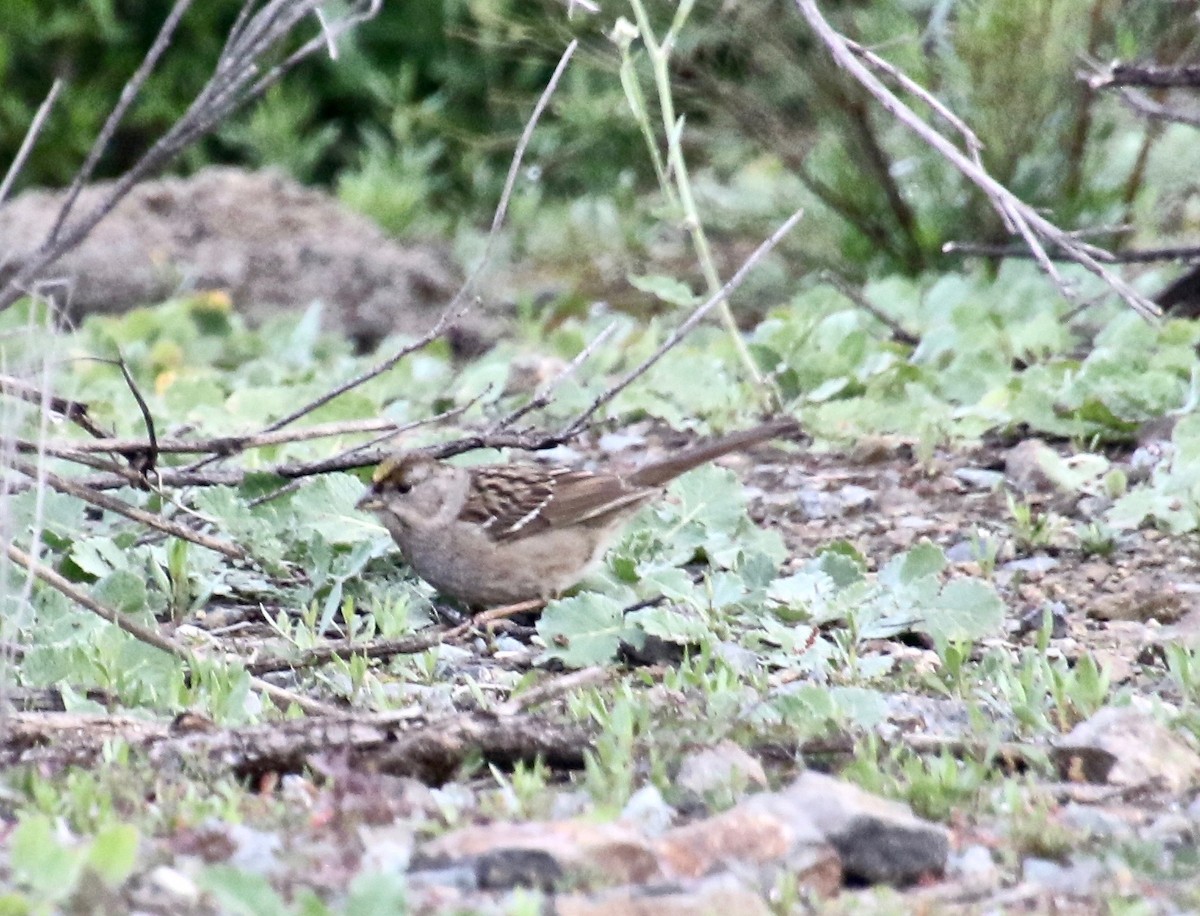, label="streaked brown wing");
[460,465,655,543]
